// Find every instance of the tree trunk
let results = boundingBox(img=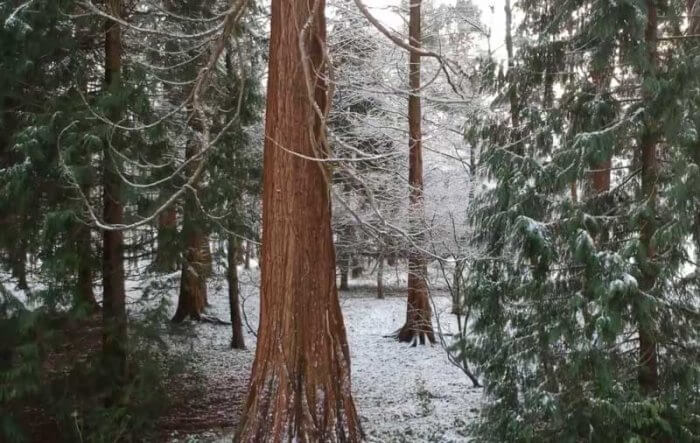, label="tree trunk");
[451,259,464,315]
[377,252,384,299]
[244,239,251,270]
[398,0,435,345]
[76,219,99,312]
[351,255,363,278]
[638,0,659,394]
[340,262,349,290]
[155,205,178,272]
[172,195,207,322]
[201,233,212,306]
[10,236,28,291]
[504,0,521,154]
[102,0,128,398]
[228,236,245,349]
[236,0,362,439]
[172,129,208,322]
